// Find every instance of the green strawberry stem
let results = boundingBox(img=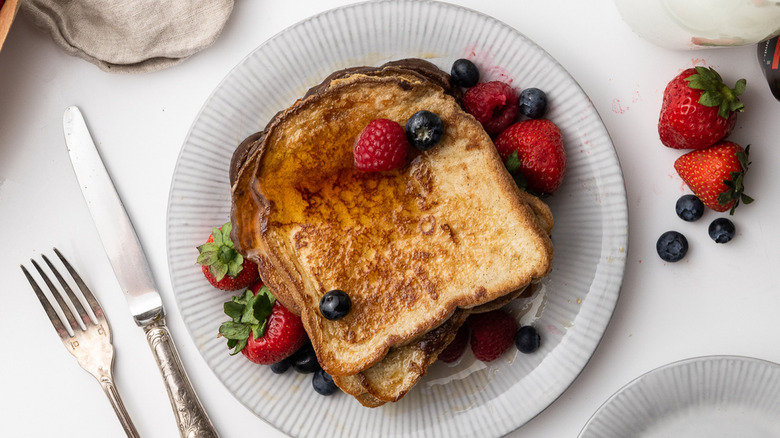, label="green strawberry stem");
[504,150,547,197]
[197,222,245,281]
[504,151,527,189]
[219,285,276,355]
[686,66,746,119]
[718,145,753,215]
